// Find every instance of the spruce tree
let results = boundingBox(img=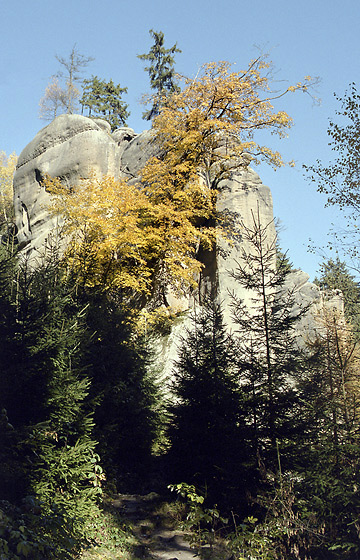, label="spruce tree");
[0,249,28,502]
[167,299,248,510]
[138,29,181,120]
[230,209,306,470]
[83,293,159,490]
[0,250,102,556]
